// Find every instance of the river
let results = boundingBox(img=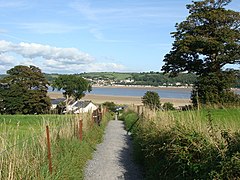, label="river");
[49,86,240,99]
[89,86,192,99]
